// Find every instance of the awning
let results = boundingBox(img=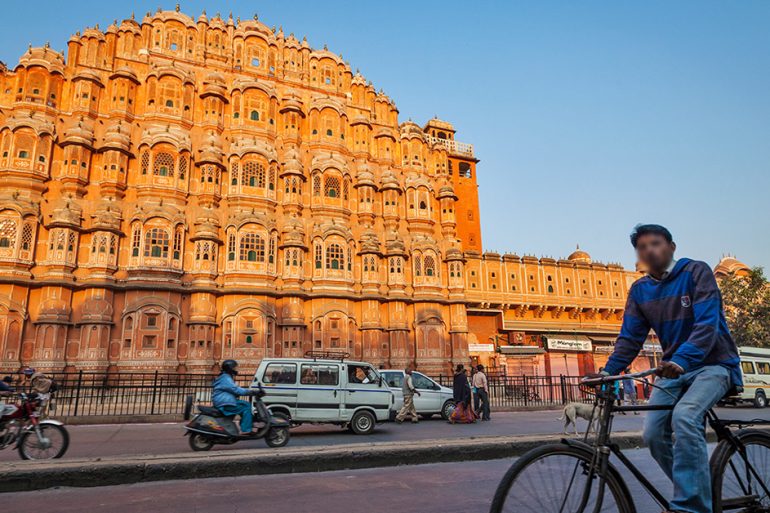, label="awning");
[499,345,546,355]
[544,334,593,352]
